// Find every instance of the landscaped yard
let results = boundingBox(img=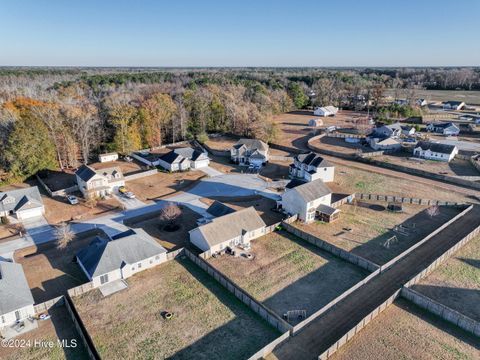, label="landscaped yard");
[73,257,279,360]
[124,206,201,250]
[295,204,461,265]
[0,305,88,360]
[329,299,480,360]
[14,231,104,303]
[208,230,368,324]
[412,234,480,321]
